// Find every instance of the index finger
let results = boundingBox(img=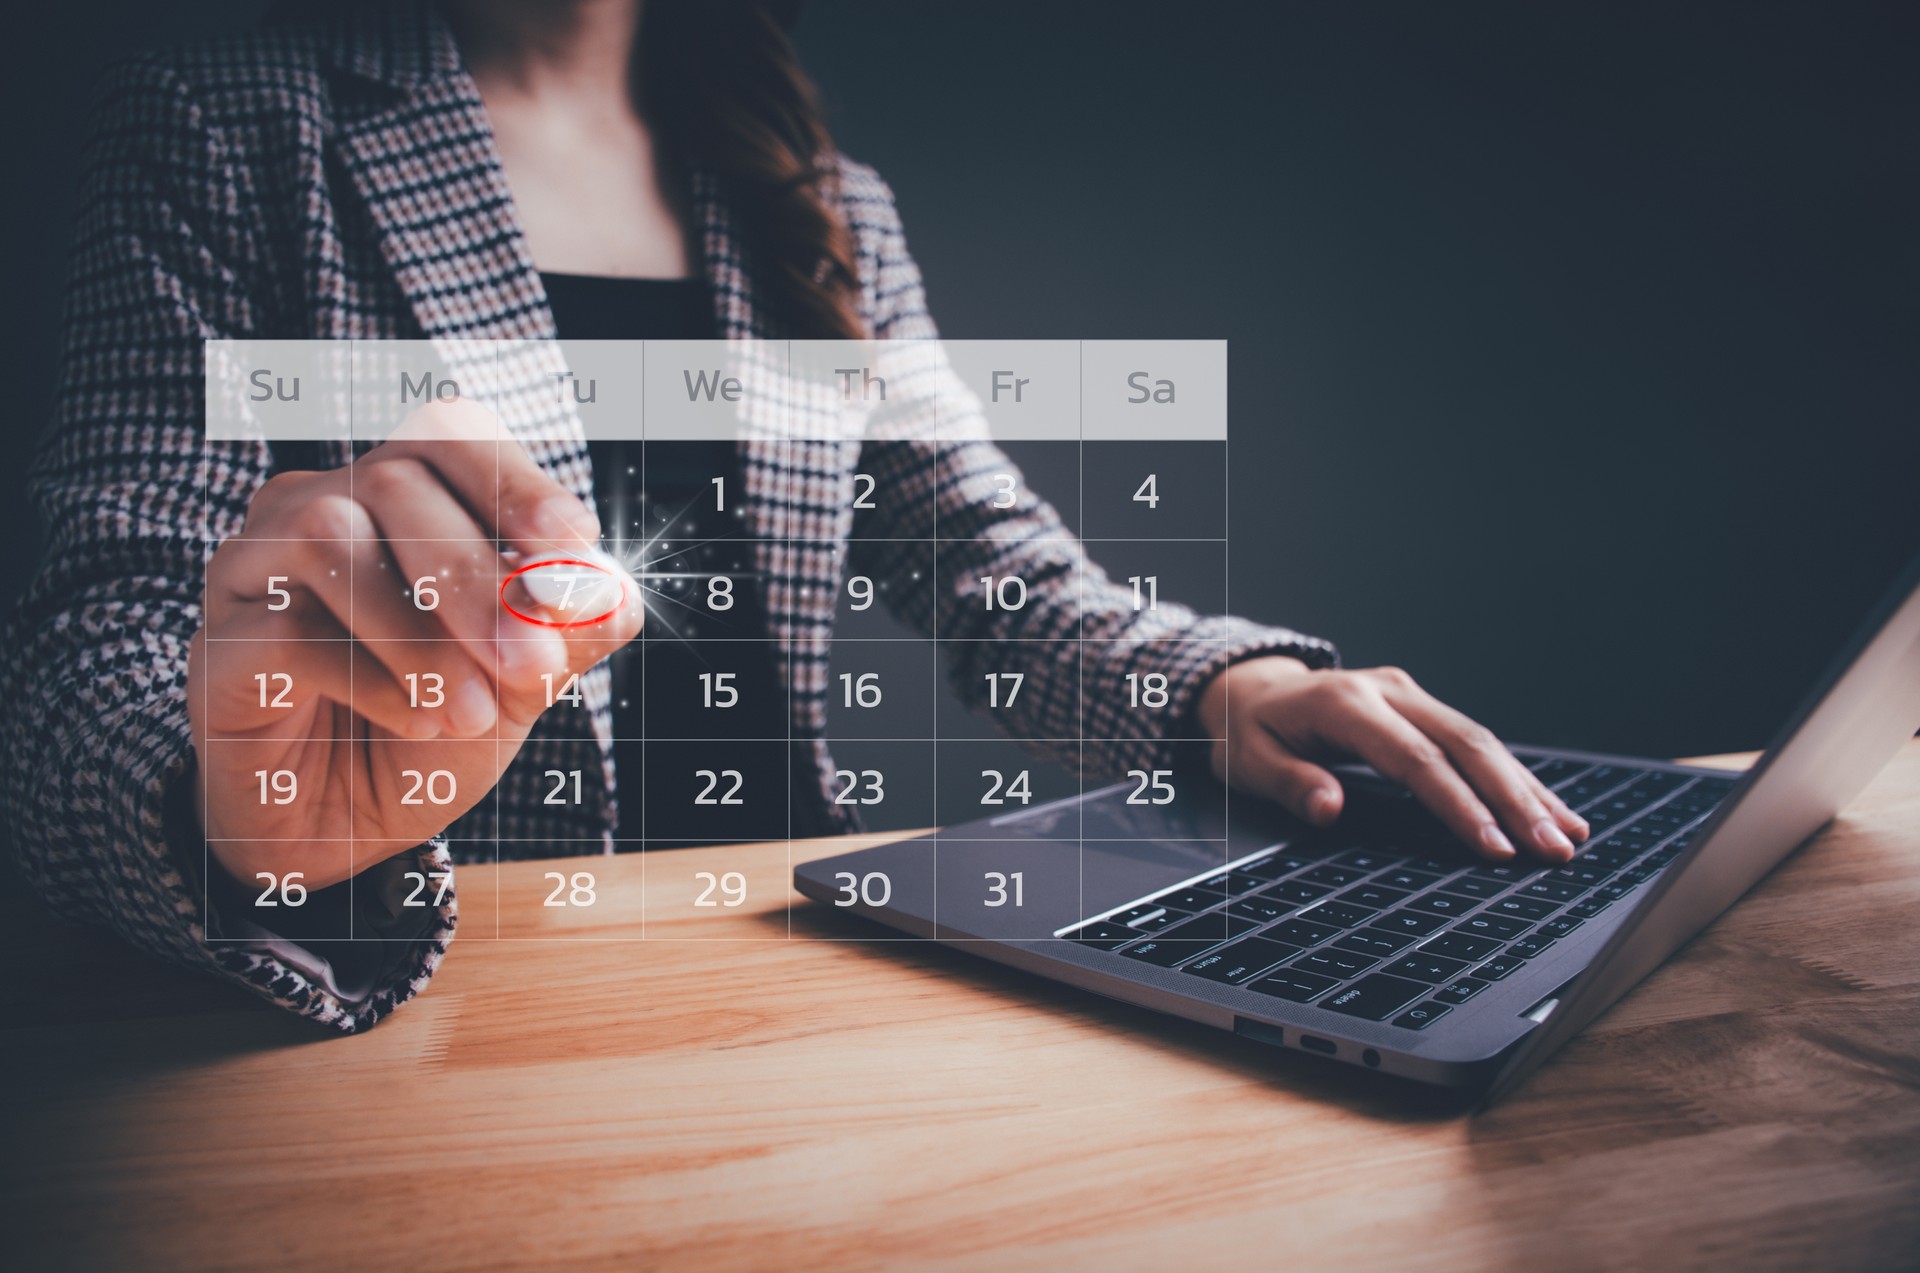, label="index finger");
[381,399,601,556]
